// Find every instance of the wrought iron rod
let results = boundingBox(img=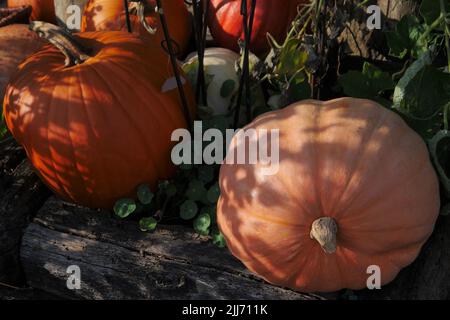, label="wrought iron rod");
[123,0,132,33]
[192,0,208,106]
[156,0,193,132]
[234,0,256,128]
